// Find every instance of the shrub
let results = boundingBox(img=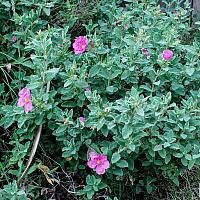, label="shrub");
[0,0,200,199]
